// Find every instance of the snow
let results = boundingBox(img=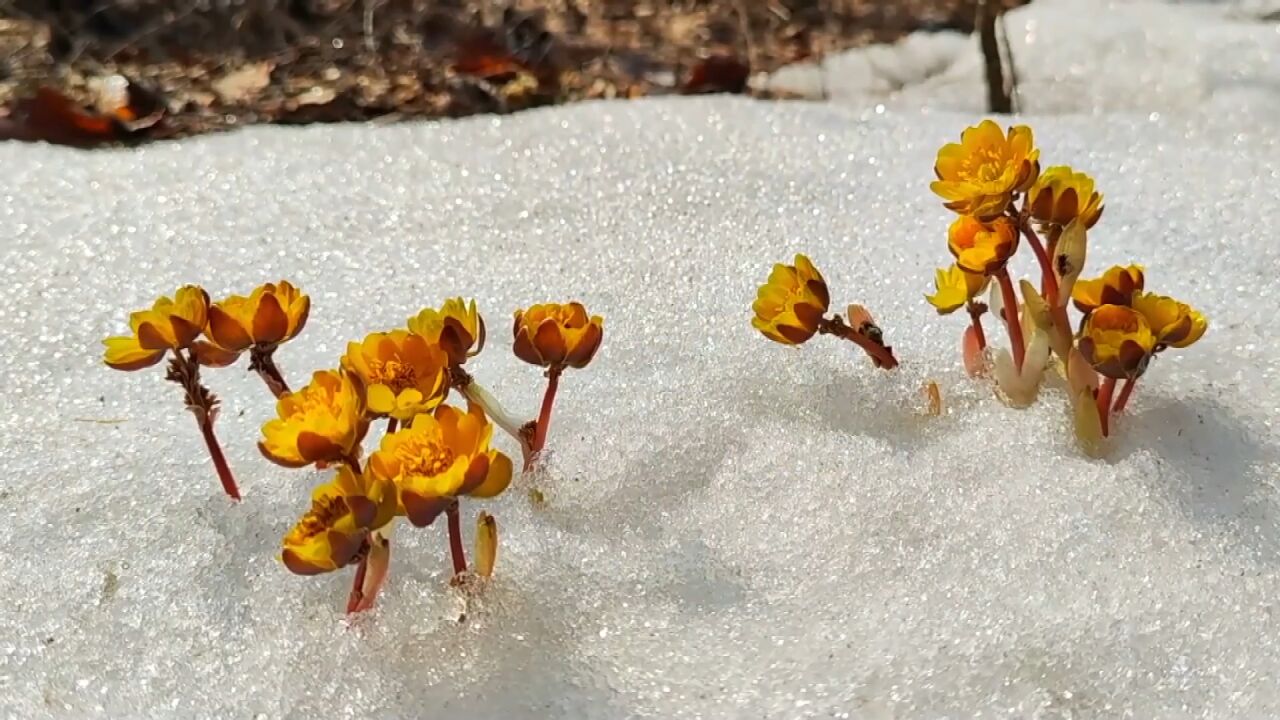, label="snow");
[765,0,1280,119]
[2,7,1280,718]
